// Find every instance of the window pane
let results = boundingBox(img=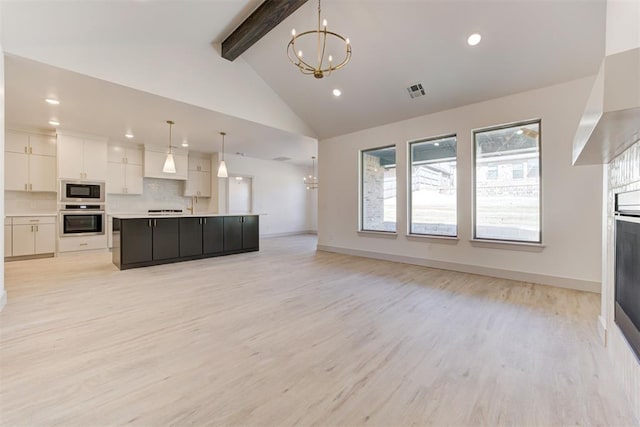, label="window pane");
[361,146,396,232]
[474,121,541,242]
[410,136,457,236]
